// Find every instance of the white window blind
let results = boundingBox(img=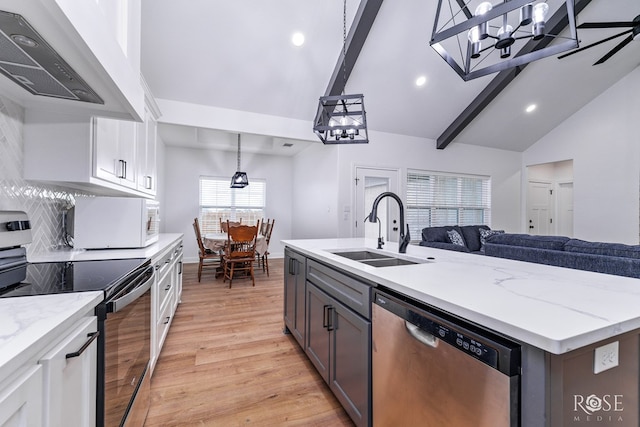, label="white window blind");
[199,177,266,234]
[406,170,491,240]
